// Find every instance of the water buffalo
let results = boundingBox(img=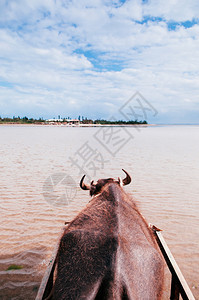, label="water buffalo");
[53,170,164,299]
